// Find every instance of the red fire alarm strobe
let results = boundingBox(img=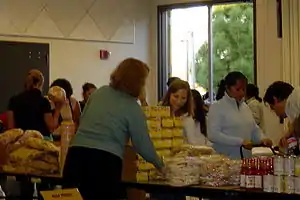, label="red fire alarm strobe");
[100,49,111,60]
